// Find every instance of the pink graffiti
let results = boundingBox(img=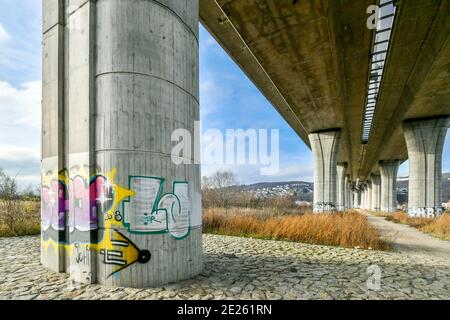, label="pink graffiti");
[42,174,114,233]
[41,180,65,231]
